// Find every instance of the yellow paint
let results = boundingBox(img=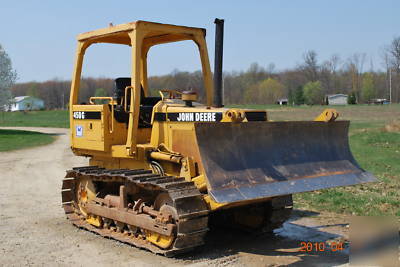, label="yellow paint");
[220,109,246,122]
[77,177,96,216]
[70,20,215,159]
[178,157,195,181]
[203,195,227,210]
[314,109,339,122]
[203,194,275,211]
[145,230,174,249]
[68,20,325,216]
[192,175,207,192]
[86,215,102,227]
